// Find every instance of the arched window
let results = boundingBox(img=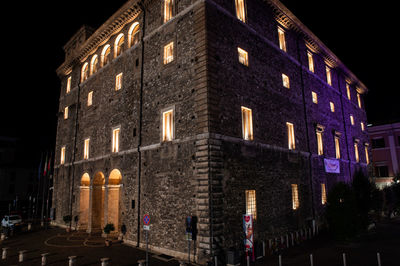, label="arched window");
[114,33,125,58]
[81,62,89,82]
[101,44,111,67]
[128,22,140,48]
[90,55,98,75]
